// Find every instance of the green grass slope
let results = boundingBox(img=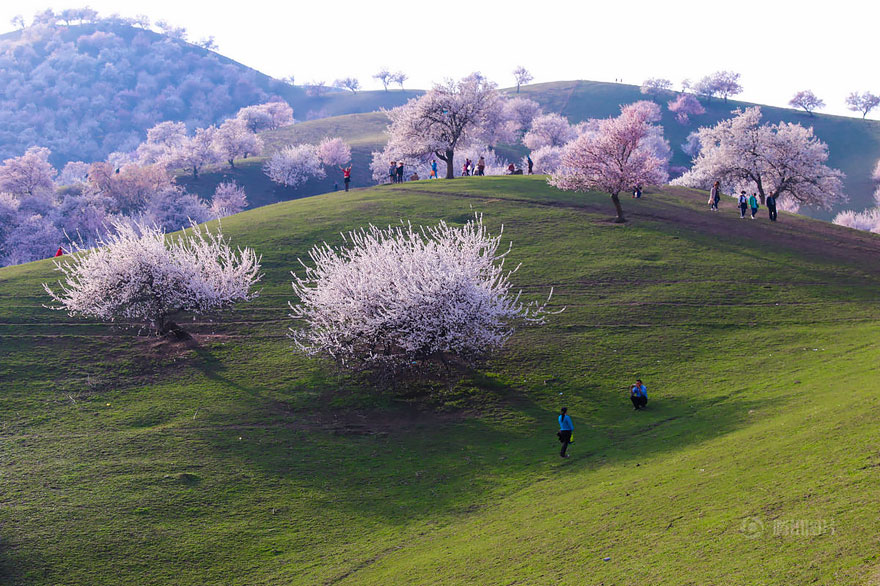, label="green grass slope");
[4,178,879,585]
